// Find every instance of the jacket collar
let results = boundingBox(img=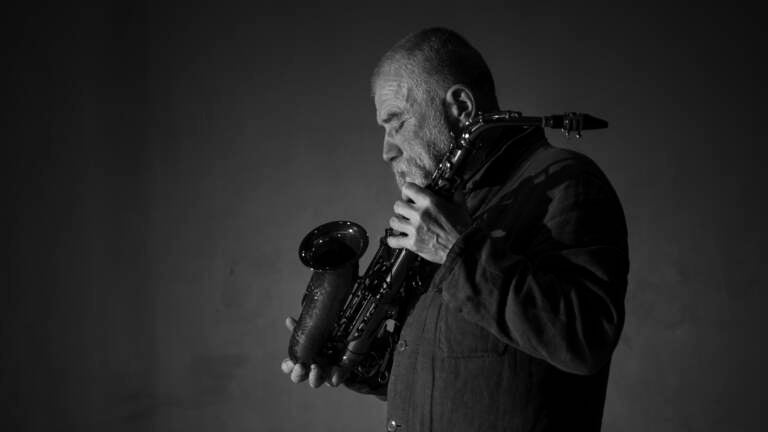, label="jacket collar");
[461,125,548,194]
